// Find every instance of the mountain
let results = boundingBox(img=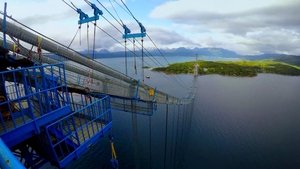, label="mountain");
[77,47,300,66]
[241,53,289,60]
[88,47,239,58]
[163,47,239,58]
[275,55,300,66]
